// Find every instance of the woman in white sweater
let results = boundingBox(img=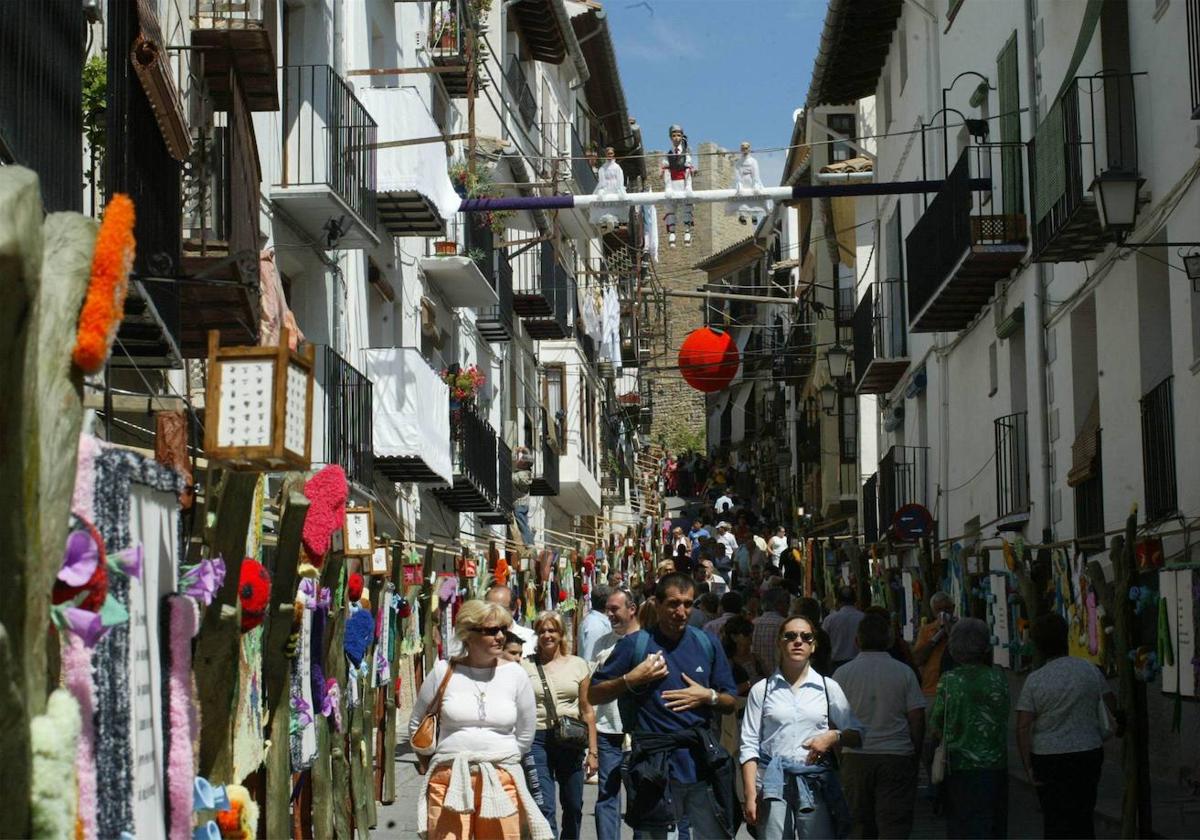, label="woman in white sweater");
[410,600,552,839]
